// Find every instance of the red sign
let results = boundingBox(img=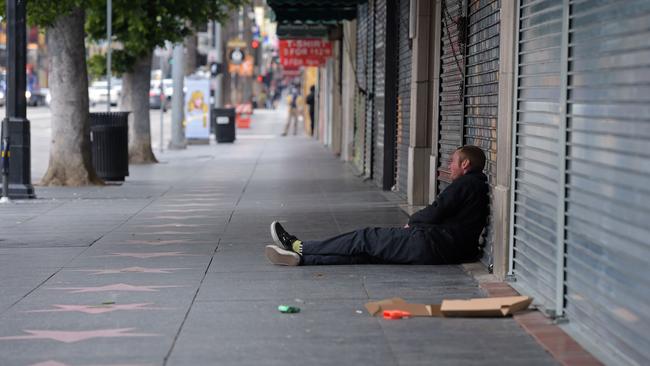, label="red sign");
[279,39,332,67]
